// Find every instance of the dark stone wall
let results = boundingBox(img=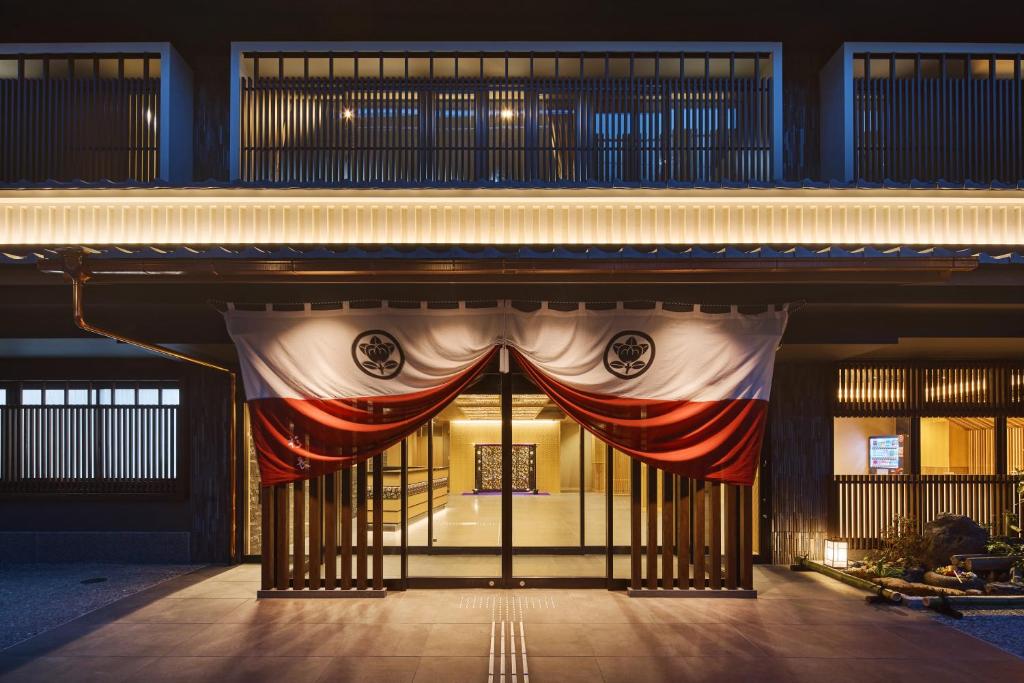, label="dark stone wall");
[186,365,234,564]
[762,363,835,565]
[0,359,233,564]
